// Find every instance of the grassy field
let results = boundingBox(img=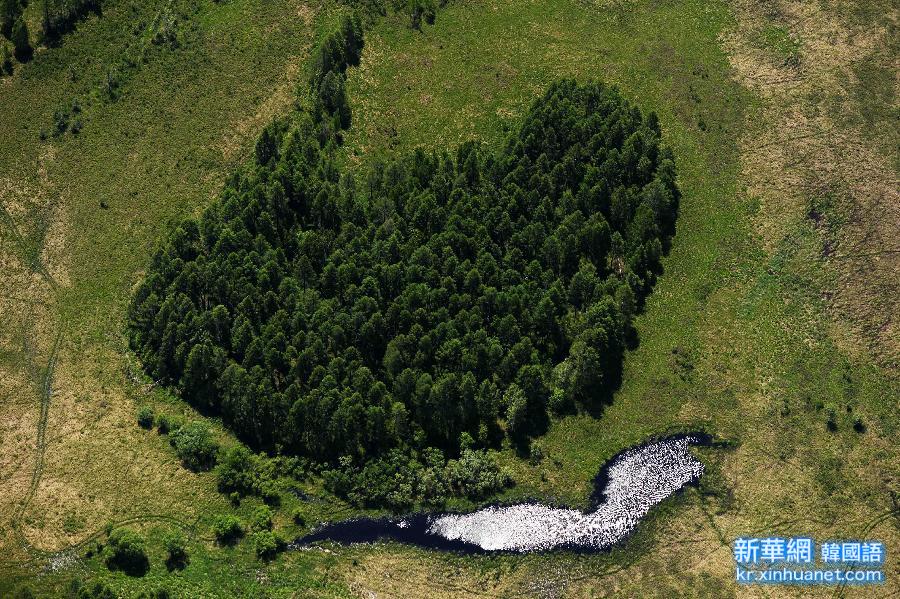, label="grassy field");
[1,0,897,596]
